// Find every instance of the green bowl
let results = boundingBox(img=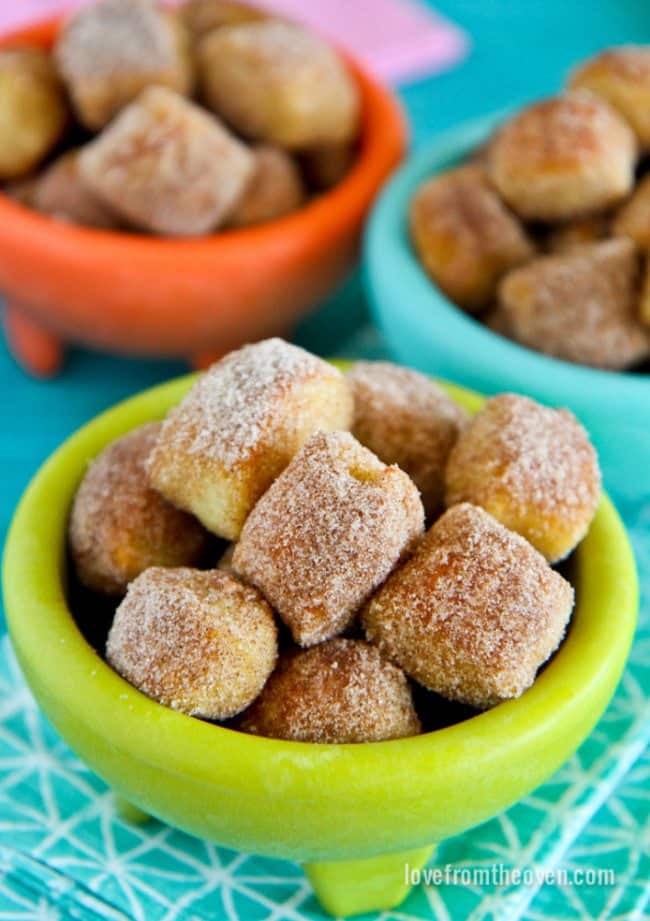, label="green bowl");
[2,370,638,917]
